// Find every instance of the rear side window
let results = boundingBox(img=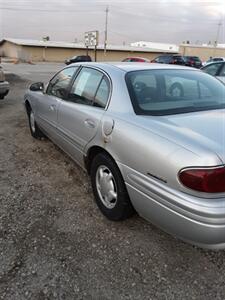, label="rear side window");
[67,67,105,106]
[219,64,225,77]
[94,77,110,108]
